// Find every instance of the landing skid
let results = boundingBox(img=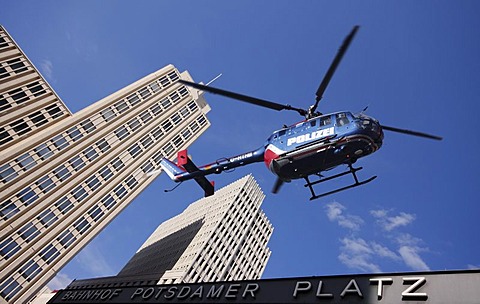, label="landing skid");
[304,163,377,200]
